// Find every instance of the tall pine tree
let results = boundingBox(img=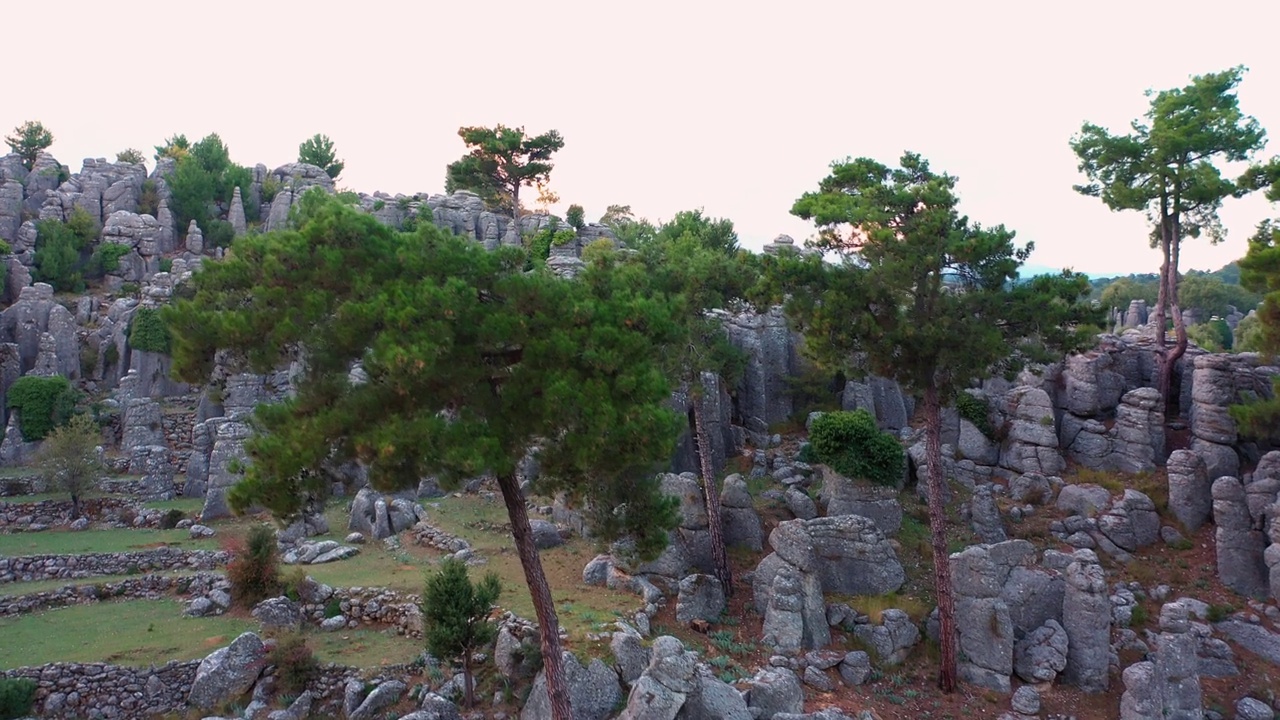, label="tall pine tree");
[780,152,1098,691]
[163,191,683,720]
